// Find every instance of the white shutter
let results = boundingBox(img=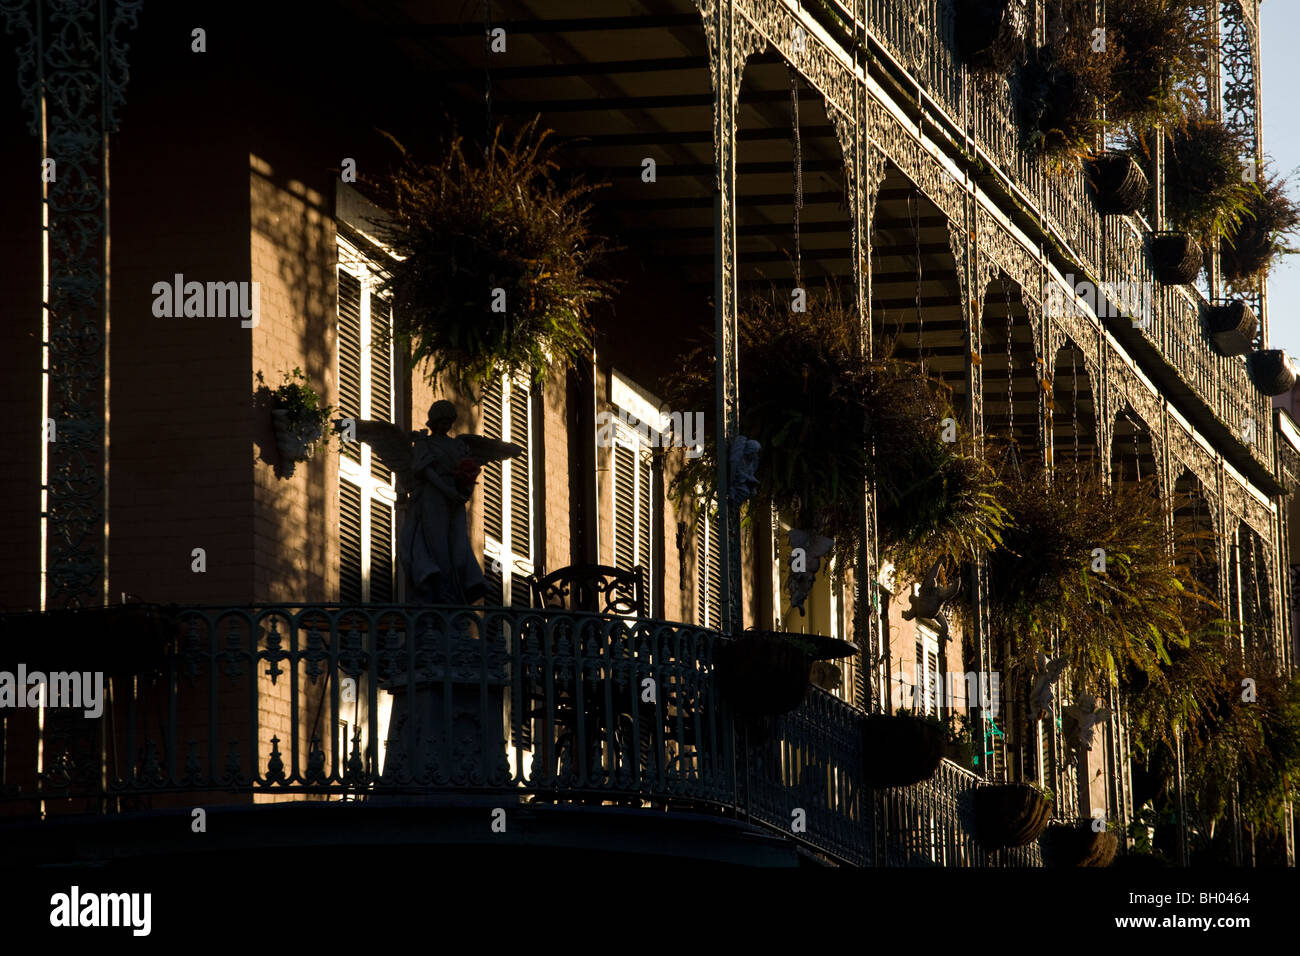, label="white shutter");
[915,627,940,716]
[337,238,397,603]
[483,373,534,606]
[612,420,654,615]
[337,270,363,466]
[696,505,721,628]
